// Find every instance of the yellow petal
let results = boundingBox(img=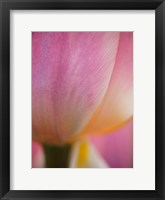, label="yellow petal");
[69,140,109,168]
